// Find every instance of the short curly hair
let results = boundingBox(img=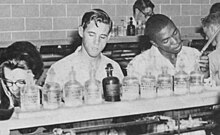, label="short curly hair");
[0,41,44,80]
[210,2,220,14]
[133,0,155,16]
[80,8,112,34]
[201,12,220,28]
[145,14,174,41]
